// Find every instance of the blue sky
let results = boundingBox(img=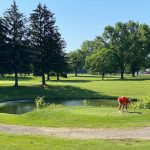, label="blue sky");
[0,0,150,52]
